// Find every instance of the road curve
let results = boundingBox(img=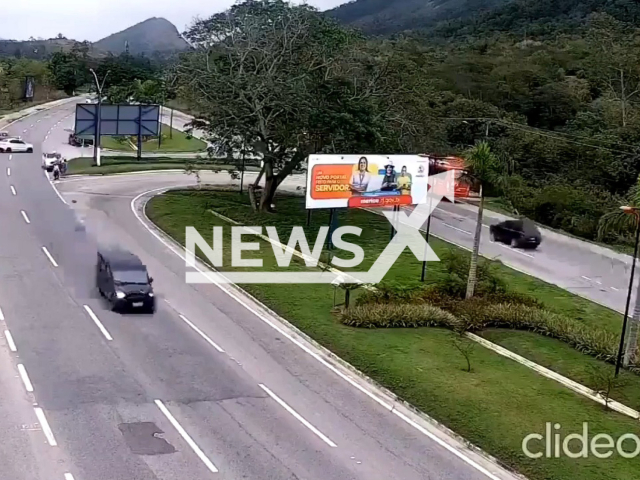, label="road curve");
[0,106,520,478]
